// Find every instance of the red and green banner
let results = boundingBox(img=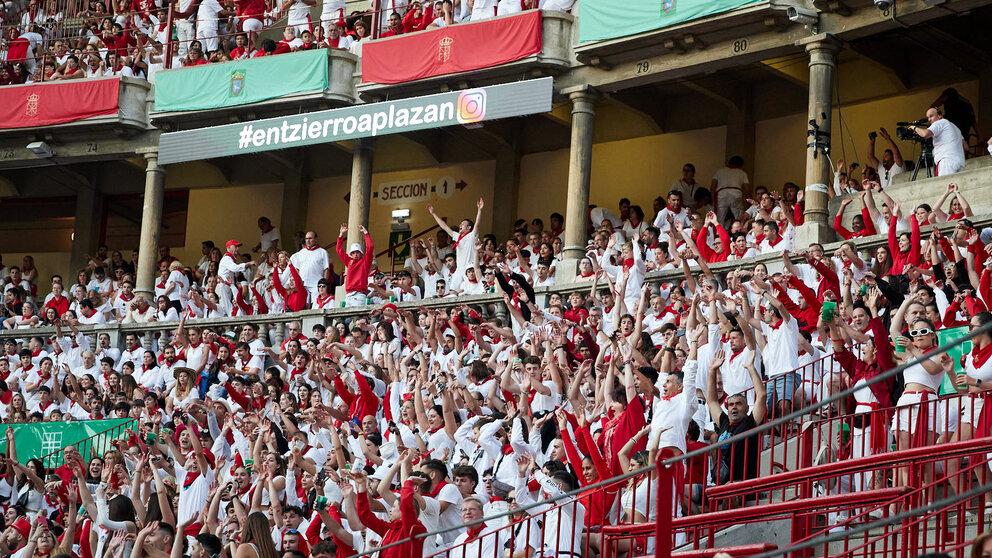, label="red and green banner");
[362,10,542,84]
[0,78,120,129]
[154,49,329,112]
